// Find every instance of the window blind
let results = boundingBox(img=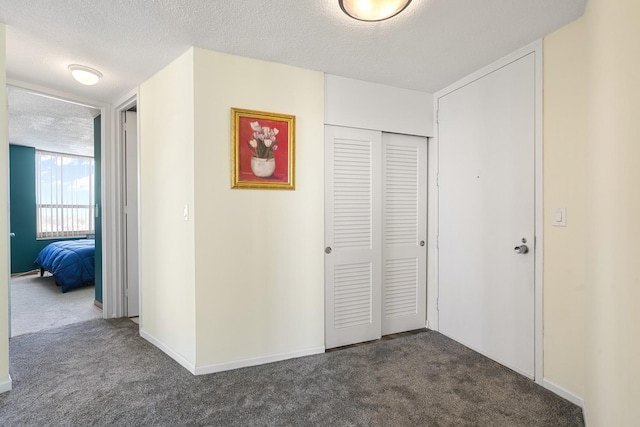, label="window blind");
[36,150,95,239]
